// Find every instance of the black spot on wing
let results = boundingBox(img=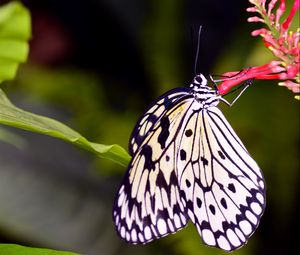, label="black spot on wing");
[209,204,216,215]
[196,198,202,208]
[156,170,168,188]
[147,114,158,124]
[218,150,226,159]
[180,190,186,201]
[185,179,191,188]
[157,116,170,149]
[228,183,236,193]
[180,149,187,161]
[200,156,208,166]
[186,200,194,210]
[220,198,227,209]
[185,129,193,137]
[141,145,155,171]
